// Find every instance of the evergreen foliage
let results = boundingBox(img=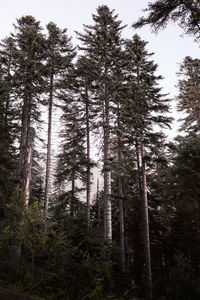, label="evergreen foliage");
[0,5,199,300]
